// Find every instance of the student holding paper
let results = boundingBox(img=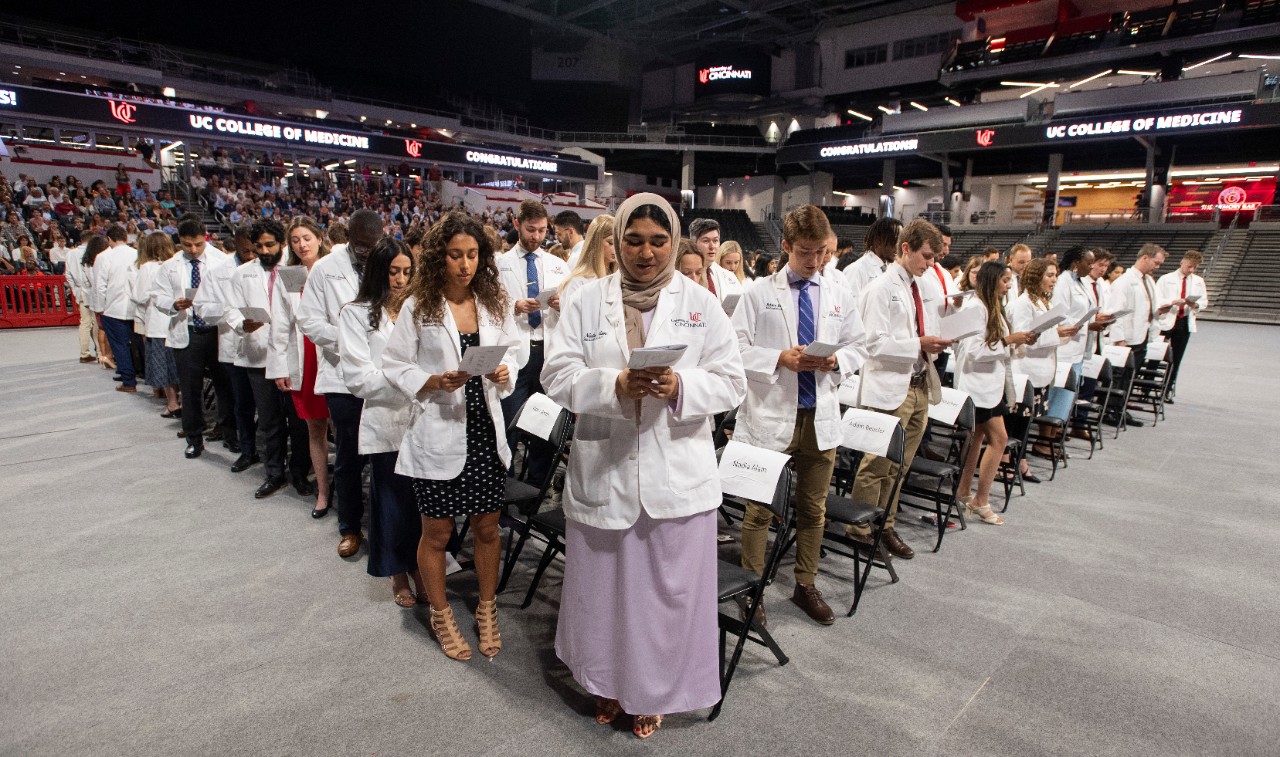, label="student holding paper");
[954,262,1038,525]
[689,217,744,308]
[1155,250,1206,401]
[382,212,519,662]
[225,219,309,498]
[848,219,948,558]
[338,238,425,608]
[268,216,332,514]
[130,233,181,417]
[734,205,865,624]
[542,194,745,738]
[197,227,258,464]
[1104,244,1167,424]
[1010,259,1077,469]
